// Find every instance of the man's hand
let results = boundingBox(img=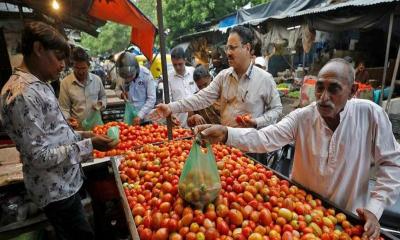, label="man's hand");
[133,116,141,125]
[68,117,79,129]
[171,114,181,127]
[187,114,207,127]
[148,104,172,121]
[92,101,103,111]
[79,131,95,139]
[194,124,228,144]
[356,208,380,240]
[91,134,118,152]
[239,117,257,128]
[120,92,129,101]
